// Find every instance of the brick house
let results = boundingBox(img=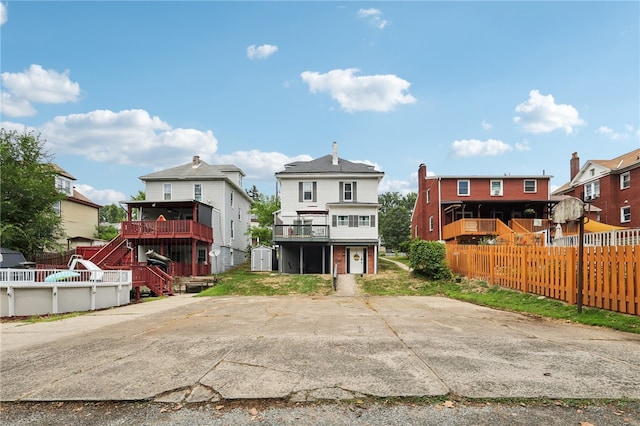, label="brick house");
[411,164,553,244]
[273,142,384,274]
[552,149,640,228]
